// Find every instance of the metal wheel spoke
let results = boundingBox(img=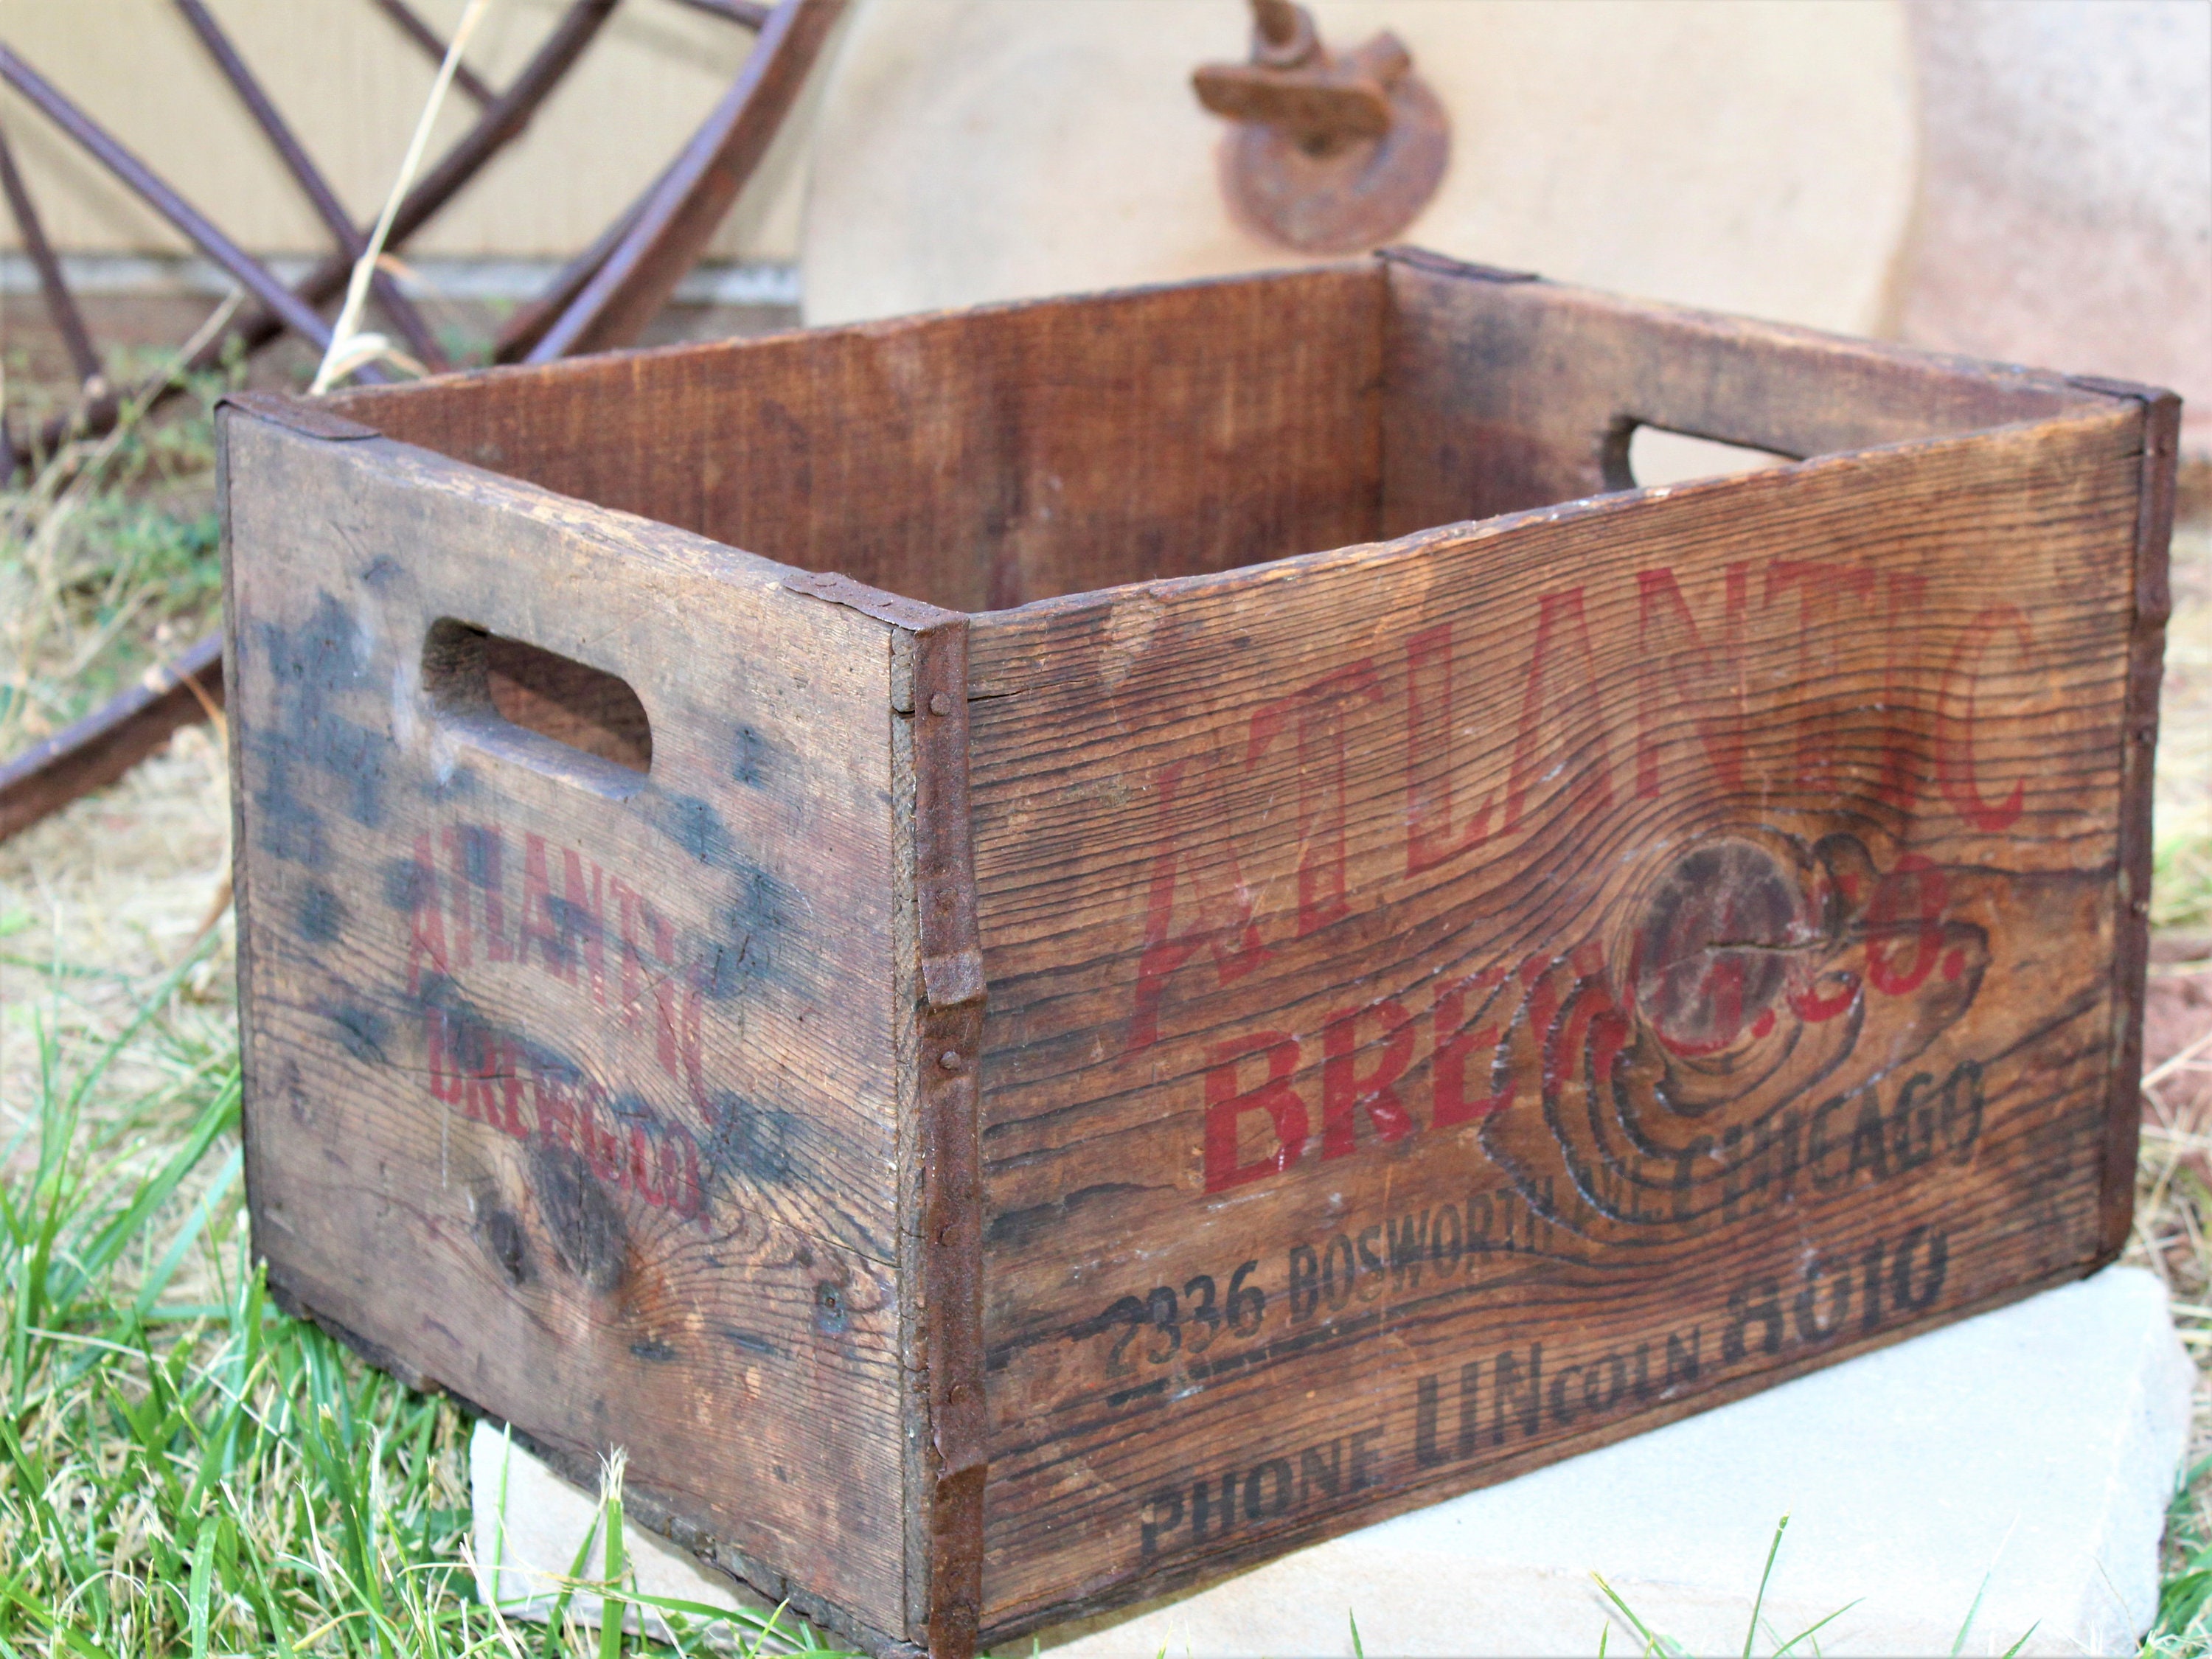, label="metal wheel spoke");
[0,125,101,387]
[0,0,824,840]
[0,638,223,844]
[229,0,620,357]
[365,0,498,107]
[0,44,355,366]
[5,0,614,465]
[173,0,450,372]
[528,0,841,360]
[493,174,657,363]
